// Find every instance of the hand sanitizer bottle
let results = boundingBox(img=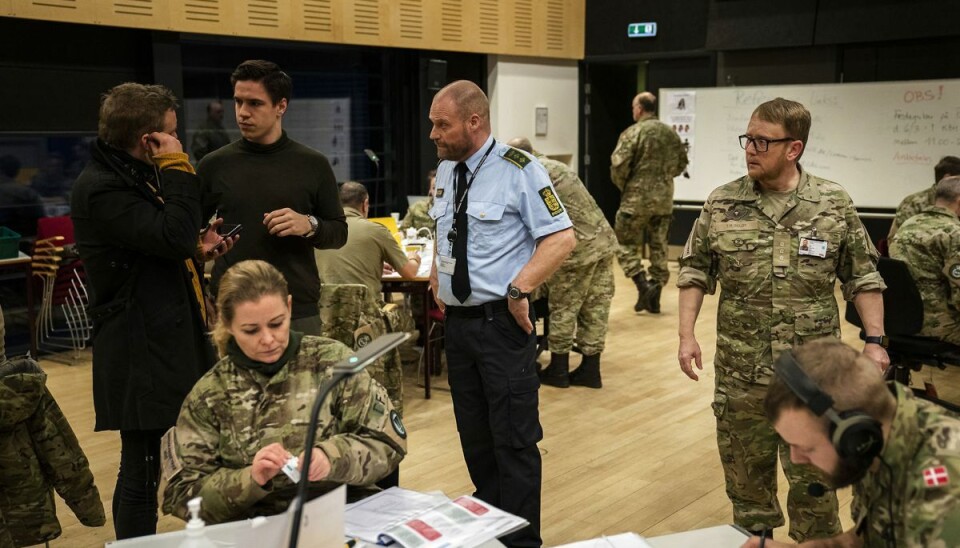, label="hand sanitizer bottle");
[178,496,216,548]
